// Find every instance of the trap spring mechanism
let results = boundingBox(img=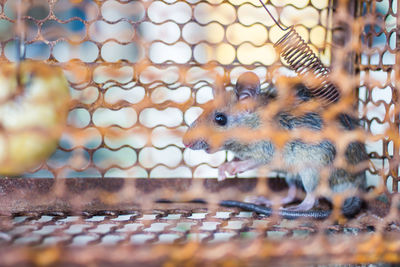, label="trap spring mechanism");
[259,0,340,105]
